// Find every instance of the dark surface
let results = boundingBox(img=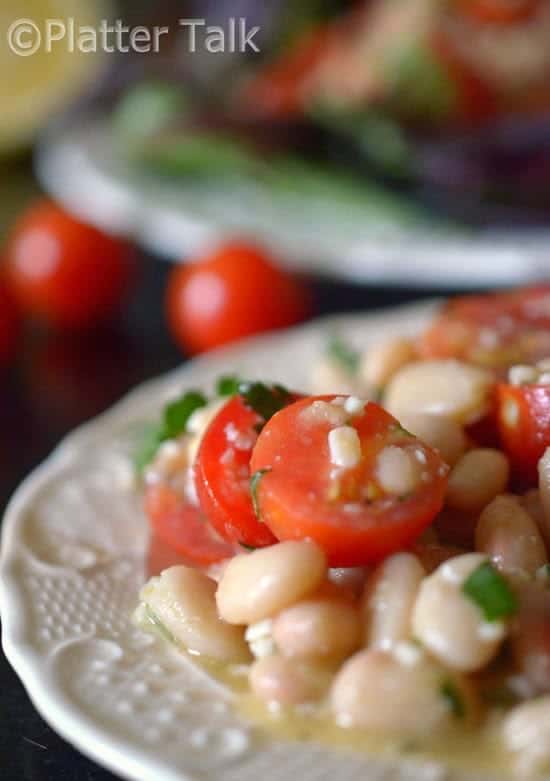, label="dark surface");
[0,244,467,780]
